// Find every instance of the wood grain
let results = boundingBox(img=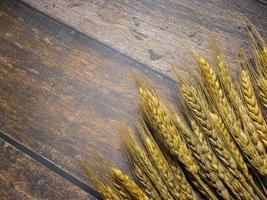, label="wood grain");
[0,0,177,190]
[21,0,267,79]
[0,138,94,200]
